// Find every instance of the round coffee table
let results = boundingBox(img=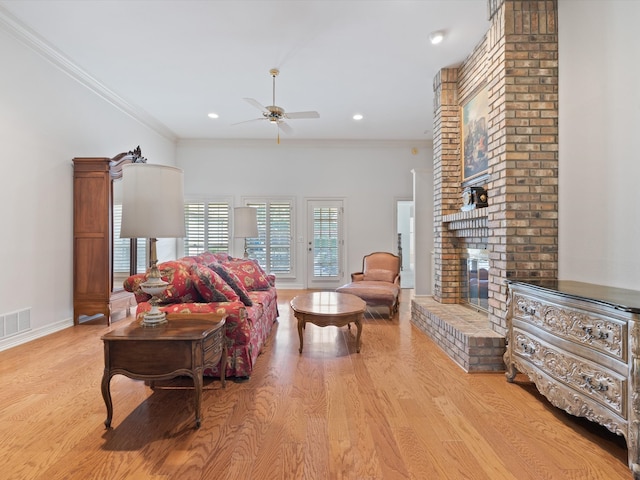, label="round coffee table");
[290,291,366,353]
